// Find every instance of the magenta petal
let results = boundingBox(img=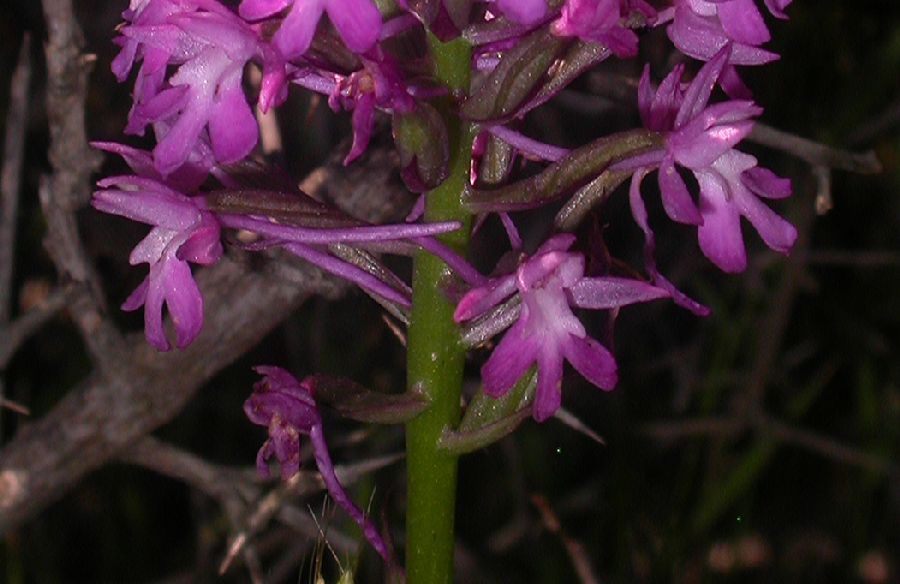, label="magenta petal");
[696,169,747,272]
[92,189,198,230]
[675,46,729,128]
[533,349,563,422]
[325,0,382,53]
[179,214,223,265]
[671,117,755,169]
[454,274,517,322]
[481,321,538,397]
[153,101,208,176]
[130,227,177,265]
[142,265,171,351]
[159,257,205,349]
[239,0,292,20]
[735,187,797,254]
[122,277,150,312]
[764,0,791,19]
[569,277,669,310]
[658,157,702,224]
[717,0,770,46]
[274,0,325,58]
[563,335,617,391]
[208,68,258,164]
[742,166,792,199]
[344,92,376,165]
